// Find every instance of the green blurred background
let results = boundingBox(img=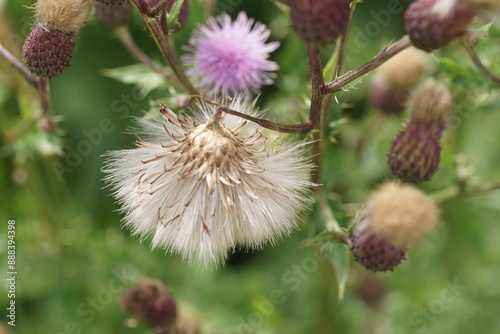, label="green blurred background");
[2,0,500,333]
